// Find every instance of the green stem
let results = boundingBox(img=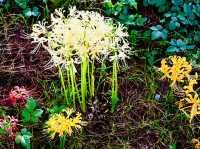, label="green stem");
[88,62,91,96]
[69,64,76,108]
[58,66,68,105]
[111,59,118,112]
[59,135,66,149]
[90,60,95,97]
[81,56,88,112]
